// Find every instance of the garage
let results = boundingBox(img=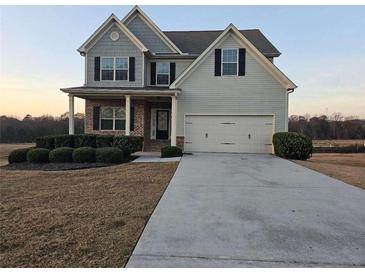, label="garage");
[184,114,274,153]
